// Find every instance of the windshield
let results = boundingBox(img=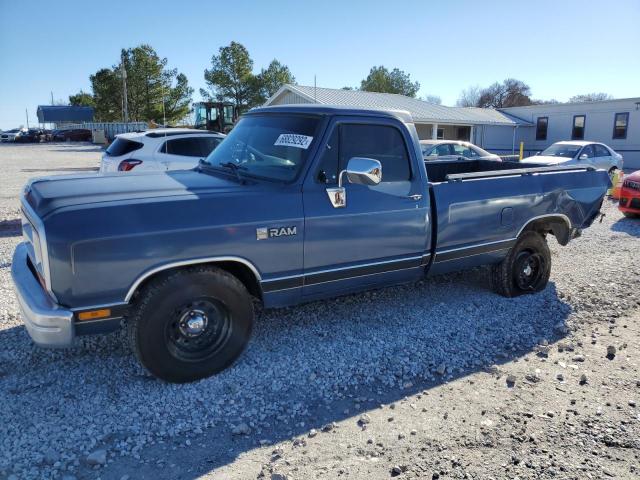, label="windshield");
[203,114,320,182]
[540,143,581,158]
[420,143,436,155]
